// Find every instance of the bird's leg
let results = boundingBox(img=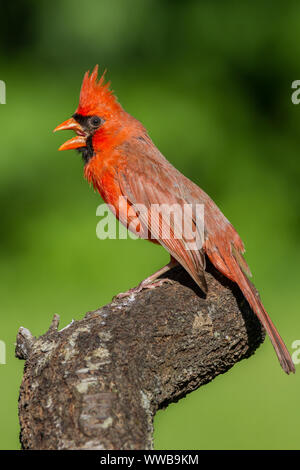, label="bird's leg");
[115,256,178,299]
